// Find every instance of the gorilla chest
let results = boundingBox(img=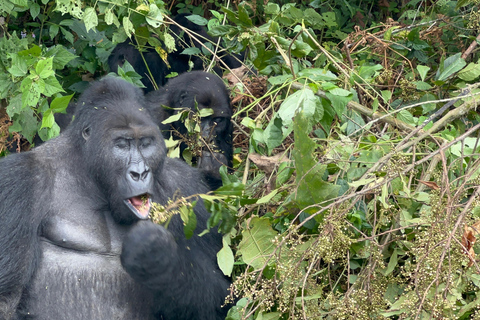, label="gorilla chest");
[23,211,157,319]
